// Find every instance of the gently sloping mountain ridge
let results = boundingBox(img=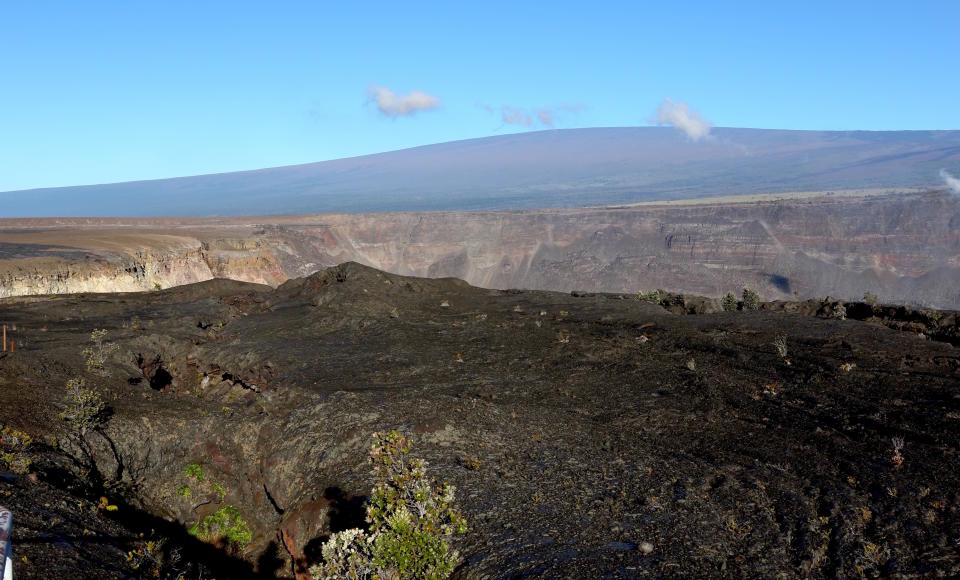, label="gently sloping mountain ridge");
[2,127,959,216]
